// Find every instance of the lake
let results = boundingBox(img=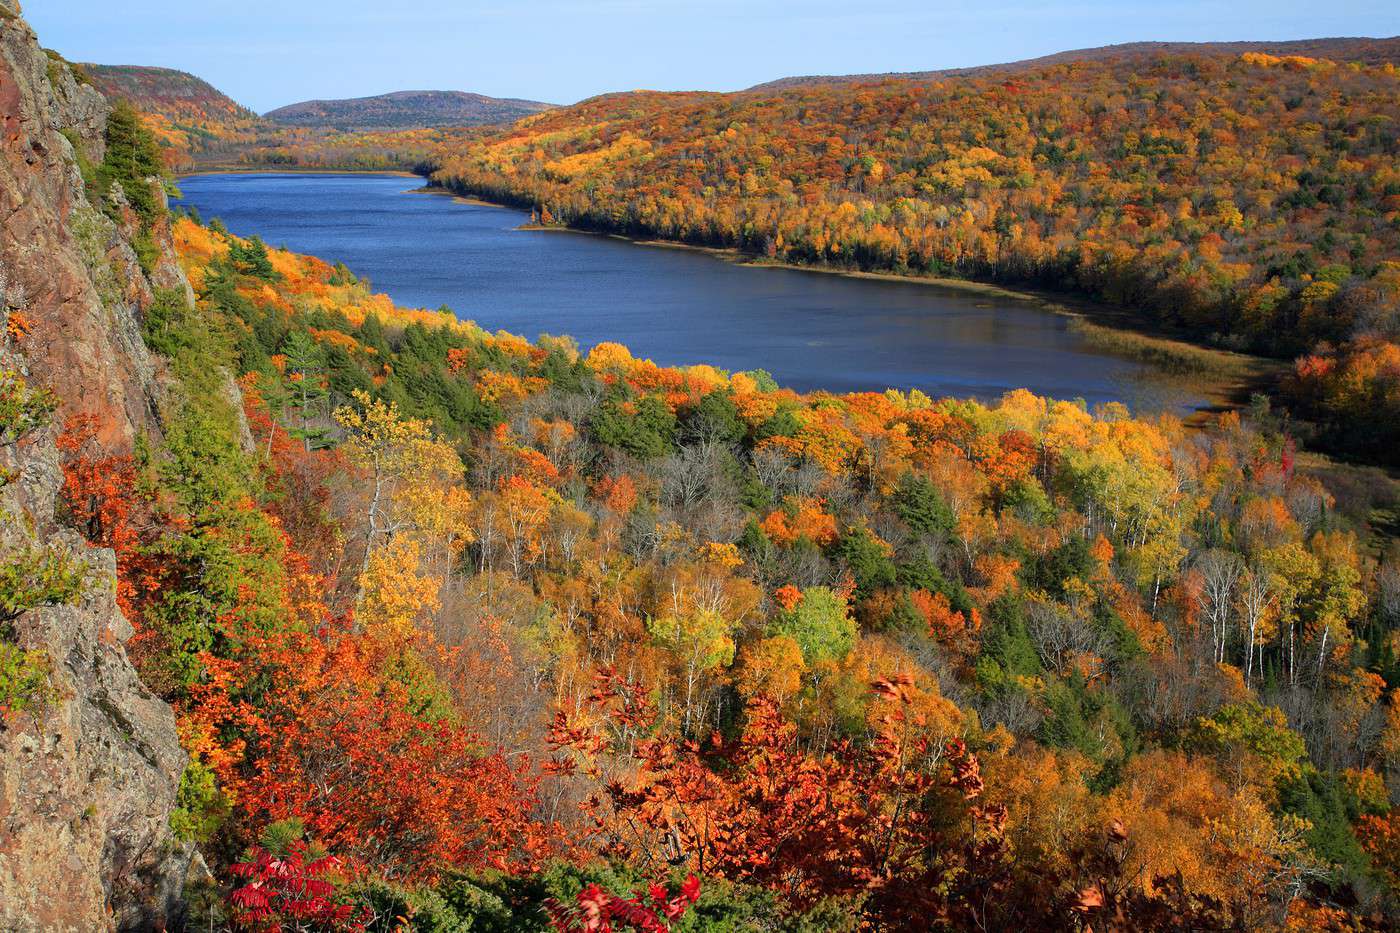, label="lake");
[175,172,1207,411]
